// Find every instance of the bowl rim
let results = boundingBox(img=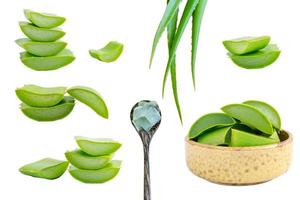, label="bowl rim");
[185,130,293,151]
